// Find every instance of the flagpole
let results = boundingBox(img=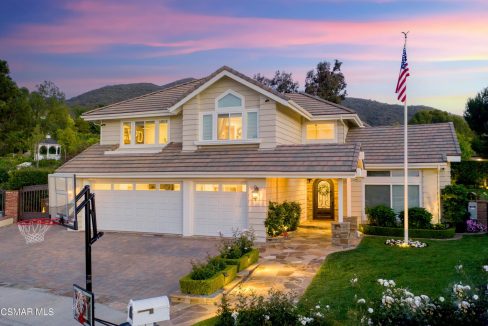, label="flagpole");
[402,32,409,244]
